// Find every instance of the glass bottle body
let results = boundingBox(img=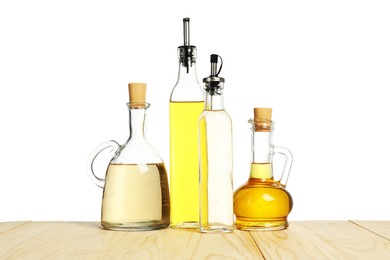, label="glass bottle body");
[89,103,170,231]
[169,48,204,228]
[102,162,170,231]
[199,82,234,233]
[234,119,293,231]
